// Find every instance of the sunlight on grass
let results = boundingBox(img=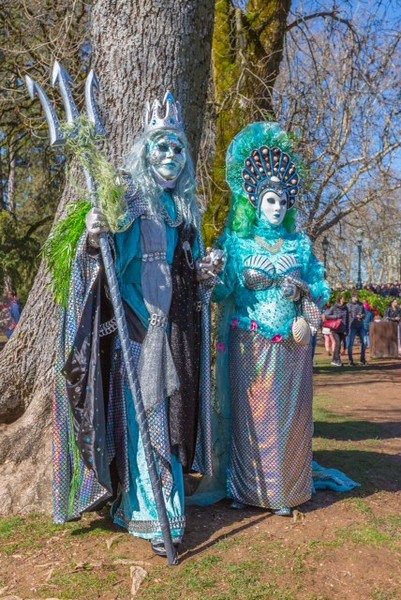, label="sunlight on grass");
[335,514,401,551]
[0,362,399,600]
[140,548,297,600]
[42,567,121,600]
[0,516,24,539]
